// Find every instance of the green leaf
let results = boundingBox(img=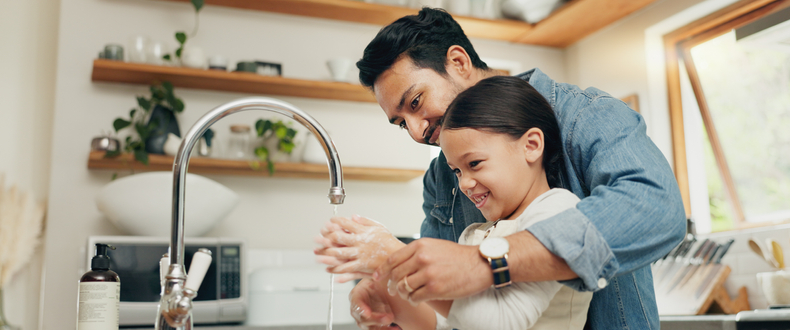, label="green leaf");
[275,125,287,139]
[175,47,183,58]
[135,122,150,138]
[134,149,149,165]
[150,85,165,102]
[255,119,265,136]
[129,140,141,149]
[254,146,269,161]
[129,109,136,118]
[267,161,275,176]
[137,96,151,111]
[256,119,273,137]
[279,140,295,154]
[171,97,184,113]
[111,173,118,181]
[286,128,297,139]
[162,81,174,94]
[113,118,131,132]
[191,0,204,12]
[176,32,187,44]
[163,54,171,61]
